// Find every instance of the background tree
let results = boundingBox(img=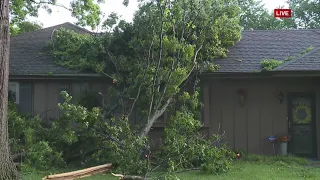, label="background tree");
[288,0,320,28]
[10,21,42,36]
[239,0,297,30]
[10,0,106,29]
